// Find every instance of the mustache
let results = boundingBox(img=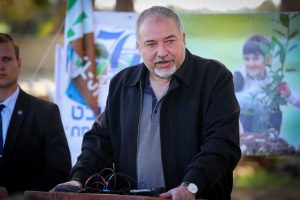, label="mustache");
[154,56,174,63]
